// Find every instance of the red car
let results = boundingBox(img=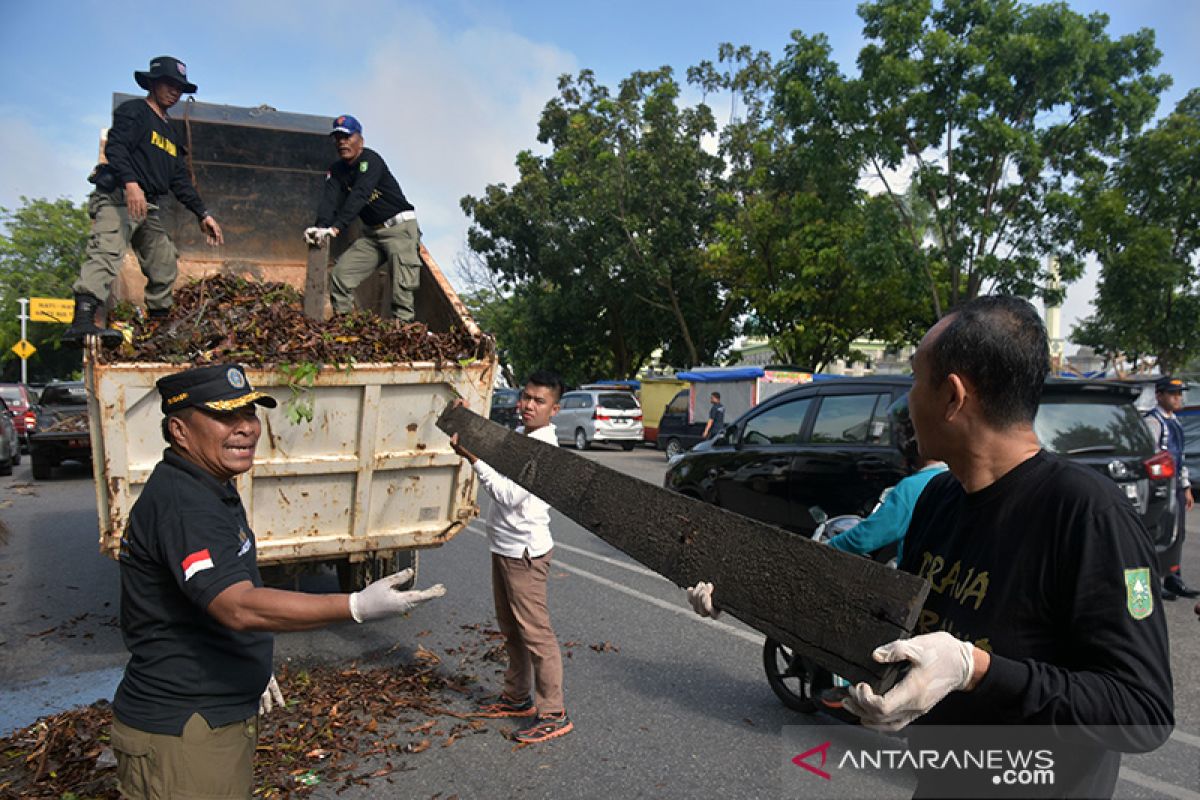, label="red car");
[0,384,38,451]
